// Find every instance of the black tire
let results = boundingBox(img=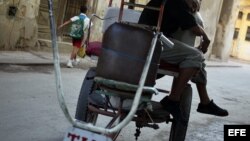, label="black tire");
[75,67,98,123]
[169,84,192,141]
[75,67,122,140]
